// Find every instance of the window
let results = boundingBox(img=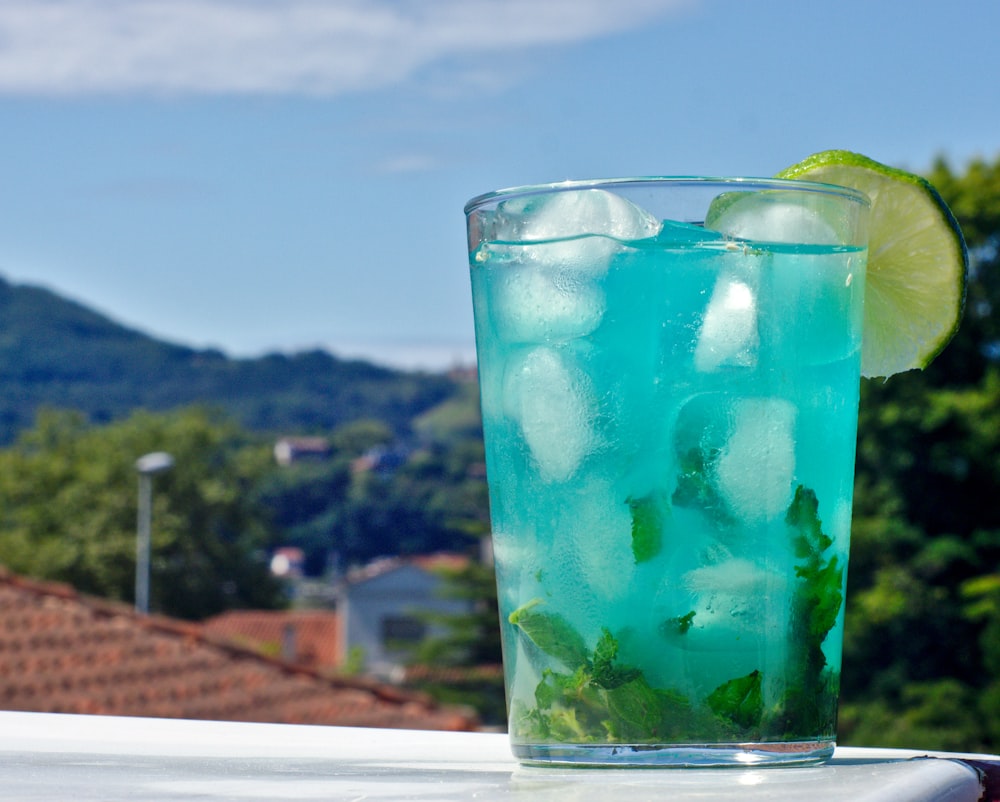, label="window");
[380,615,426,645]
